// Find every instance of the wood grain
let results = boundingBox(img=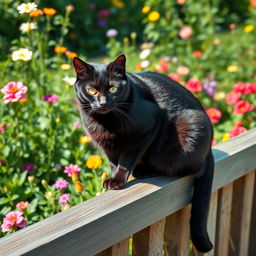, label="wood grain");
[164,205,191,256]
[133,218,165,256]
[215,182,233,256]
[0,128,255,256]
[96,238,129,256]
